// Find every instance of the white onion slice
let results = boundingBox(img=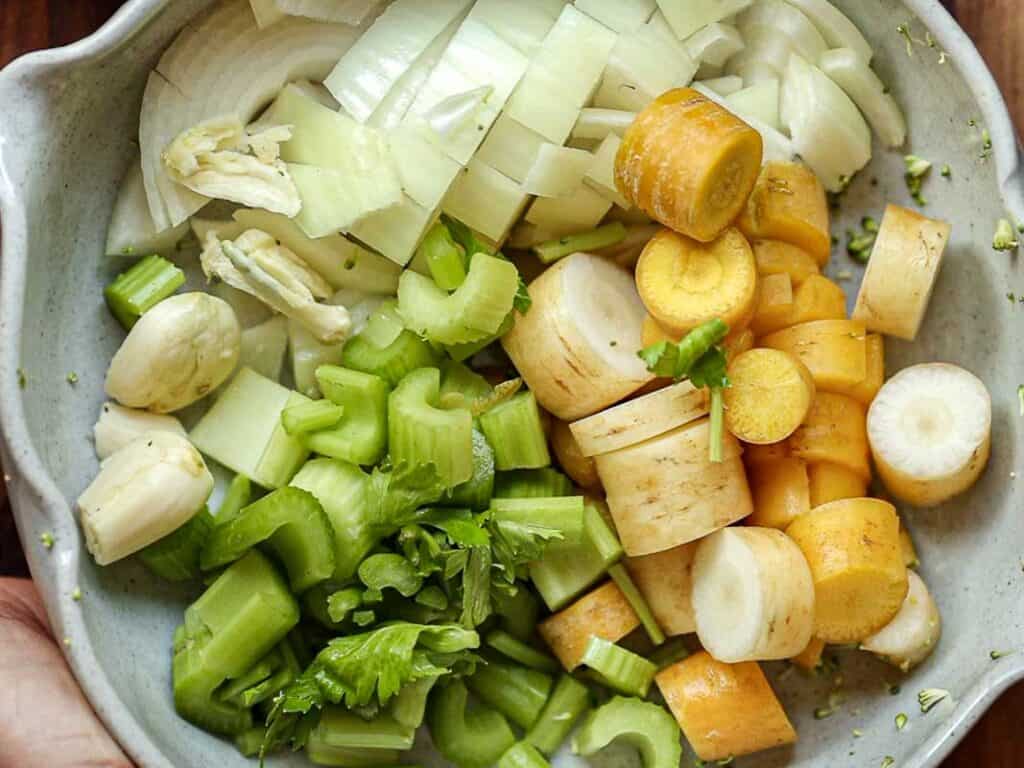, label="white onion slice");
[695,75,744,97]
[574,0,656,32]
[684,23,744,68]
[525,185,612,238]
[584,134,631,209]
[781,54,871,192]
[522,144,595,198]
[725,78,781,131]
[469,0,563,53]
[275,0,384,25]
[106,159,189,257]
[477,114,548,183]
[250,0,286,28]
[532,6,618,107]
[571,108,637,141]
[692,82,796,164]
[819,48,906,149]
[787,0,873,63]
[424,86,493,138]
[725,28,795,83]
[594,23,697,111]
[737,1,827,62]
[348,194,435,266]
[655,0,752,40]
[442,159,530,242]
